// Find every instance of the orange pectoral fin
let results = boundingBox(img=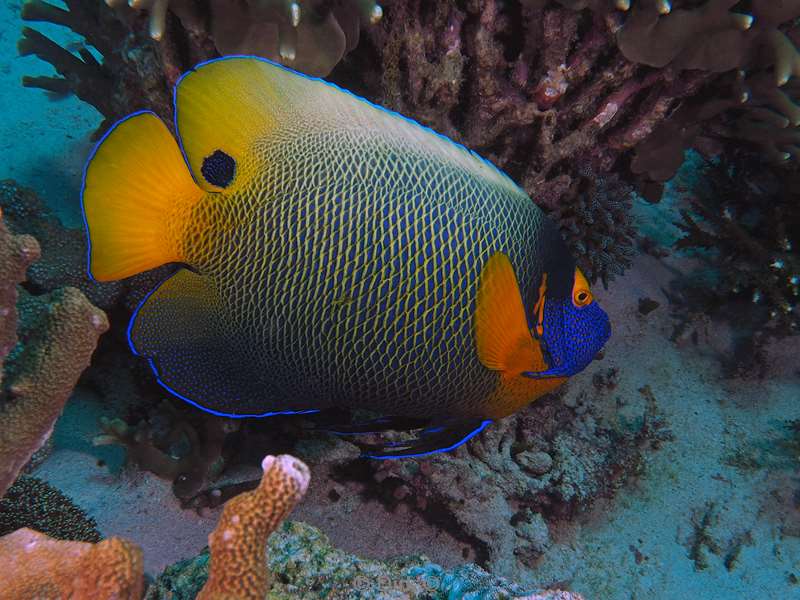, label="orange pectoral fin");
[475,252,564,419]
[485,374,567,419]
[474,252,546,376]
